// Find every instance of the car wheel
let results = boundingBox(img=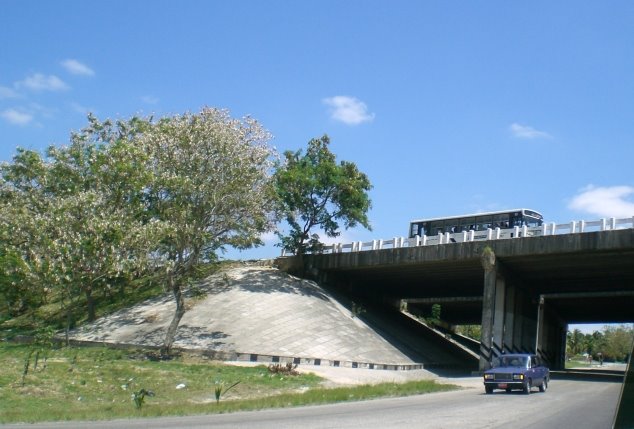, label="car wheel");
[523,379,531,394]
[485,386,493,394]
[539,378,548,392]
